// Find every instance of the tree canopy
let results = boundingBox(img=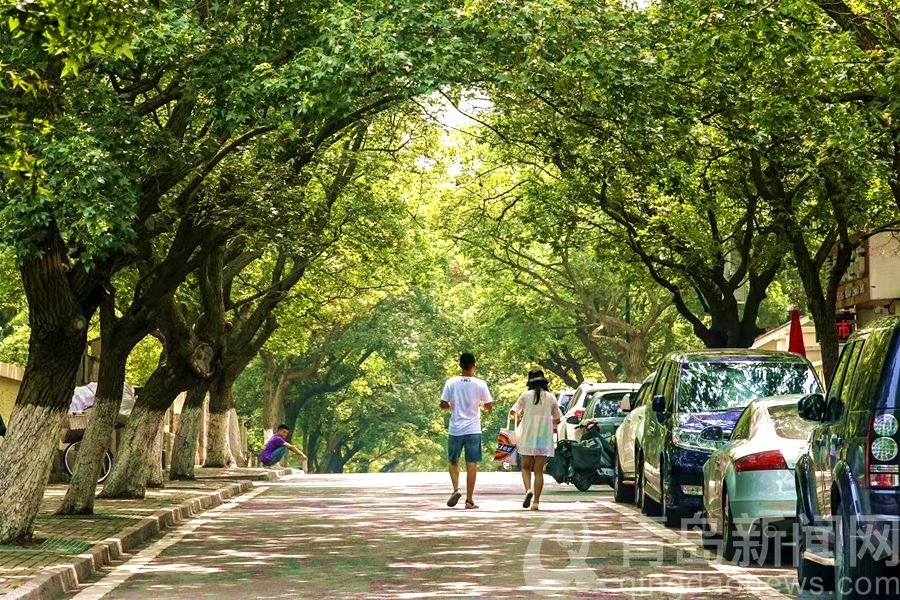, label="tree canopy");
[0,0,898,541]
